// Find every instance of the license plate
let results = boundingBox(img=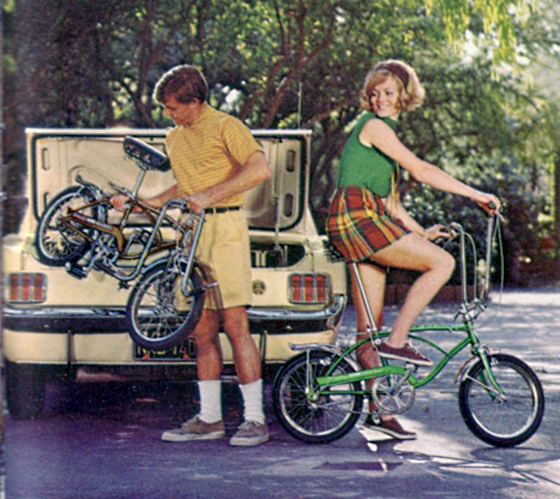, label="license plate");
[134,338,197,361]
